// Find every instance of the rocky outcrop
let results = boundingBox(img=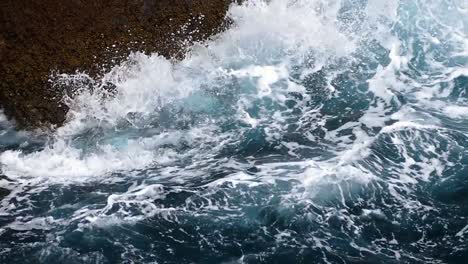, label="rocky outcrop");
[0,0,233,129]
